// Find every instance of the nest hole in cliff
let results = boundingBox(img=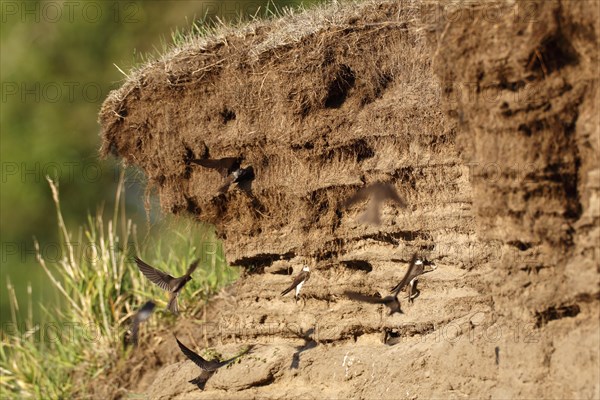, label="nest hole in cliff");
[324,64,356,108]
[364,230,433,245]
[507,240,533,251]
[267,264,294,275]
[235,251,297,274]
[220,107,236,124]
[340,260,373,273]
[527,32,579,77]
[534,304,581,328]
[387,323,436,344]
